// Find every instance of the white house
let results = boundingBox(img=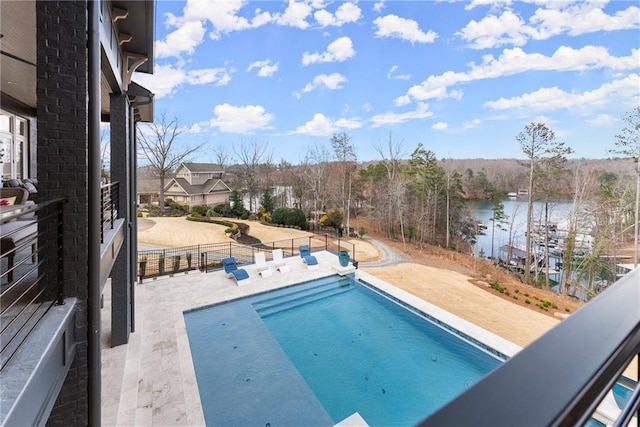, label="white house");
[164,163,232,209]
